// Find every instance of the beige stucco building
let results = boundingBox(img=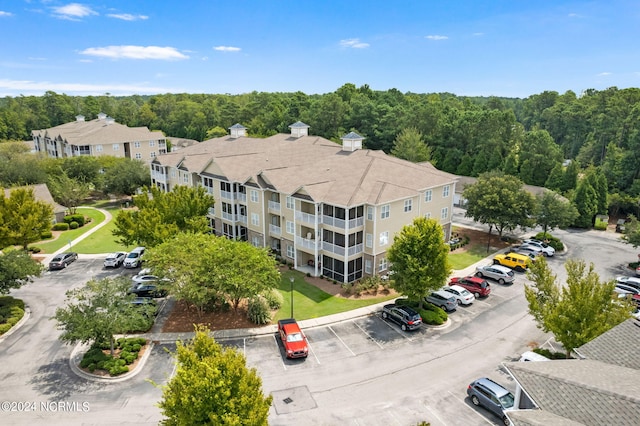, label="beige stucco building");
[31,113,167,163]
[150,122,457,283]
